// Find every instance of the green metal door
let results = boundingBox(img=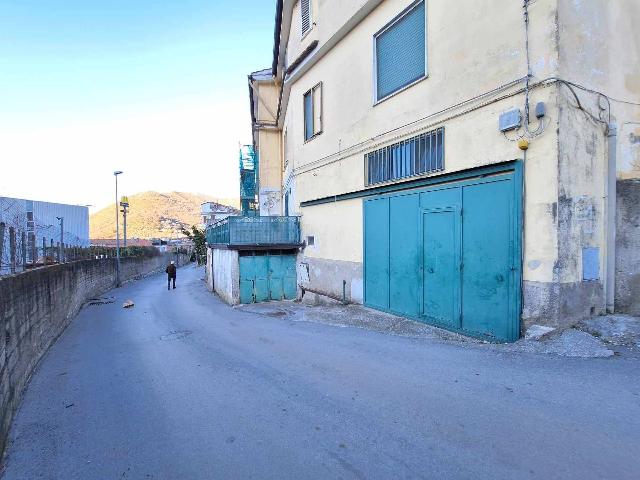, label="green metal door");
[239,253,298,304]
[461,179,516,341]
[363,164,521,342]
[268,255,284,301]
[389,194,421,317]
[364,198,390,310]
[422,207,461,329]
[282,255,298,300]
[239,256,256,304]
[253,255,270,302]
